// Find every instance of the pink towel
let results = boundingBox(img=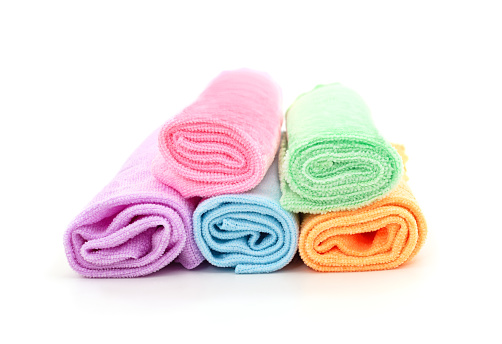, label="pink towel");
[63,130,204,278]
[152,69,283,198]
